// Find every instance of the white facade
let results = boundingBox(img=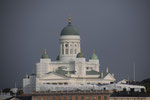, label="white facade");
[98,83,146,92]
[23,17,116,94]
